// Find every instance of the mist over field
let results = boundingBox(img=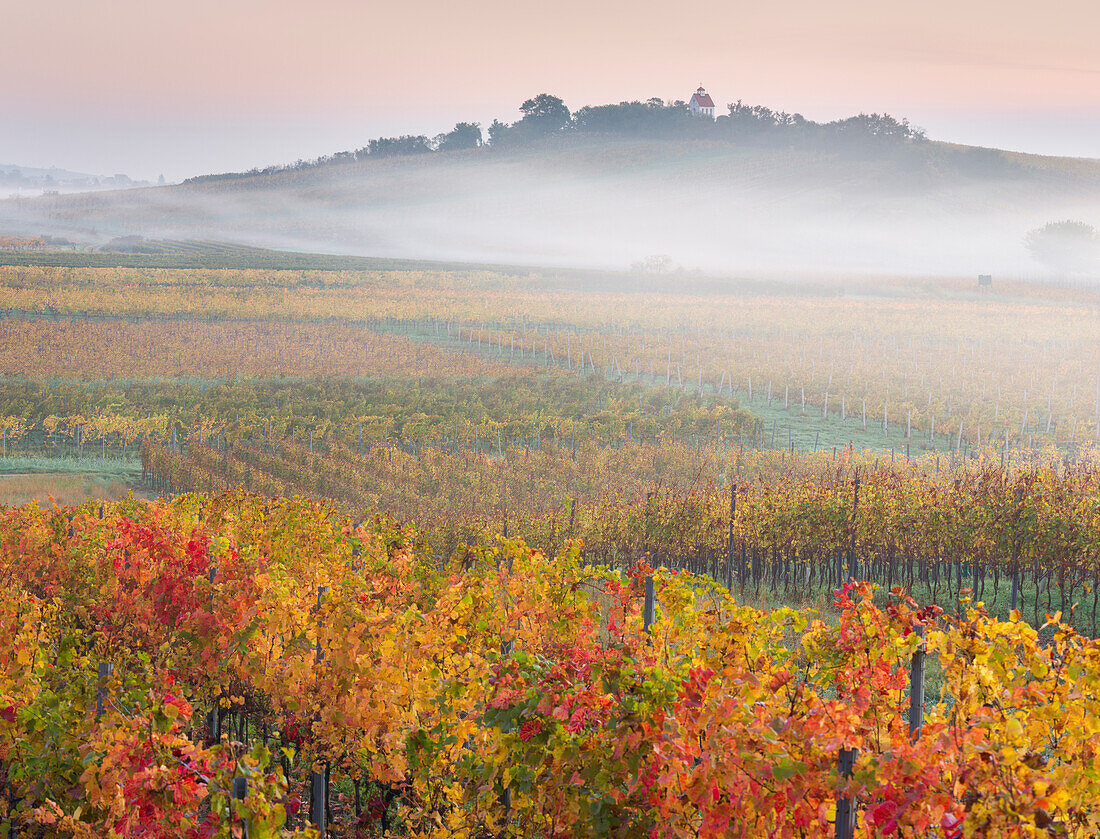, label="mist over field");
[3,135,1099,280]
